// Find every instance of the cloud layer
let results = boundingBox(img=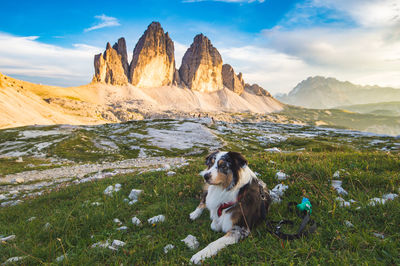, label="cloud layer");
[0,33,101,86]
